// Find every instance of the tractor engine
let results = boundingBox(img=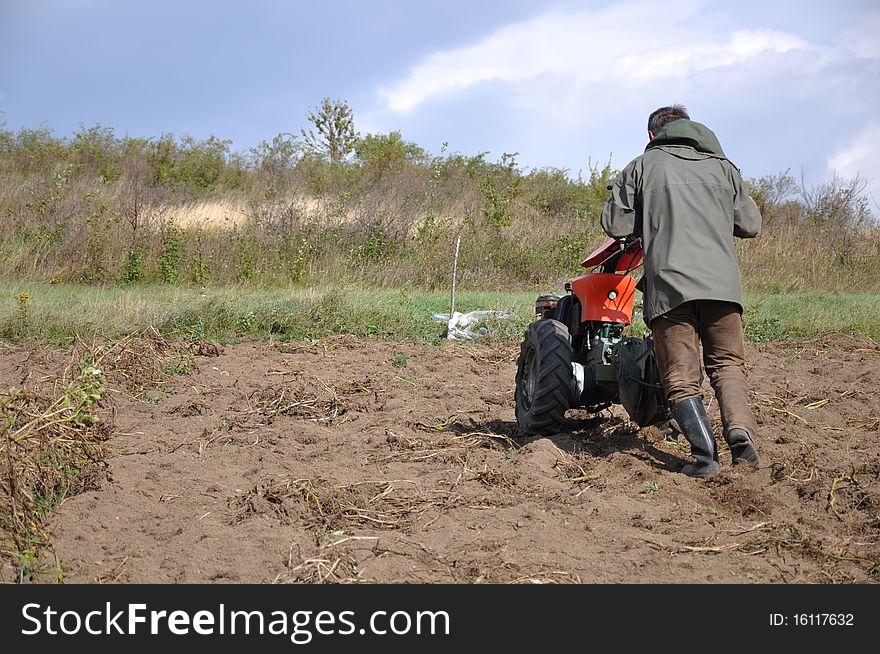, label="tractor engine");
[574,320,626,409]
